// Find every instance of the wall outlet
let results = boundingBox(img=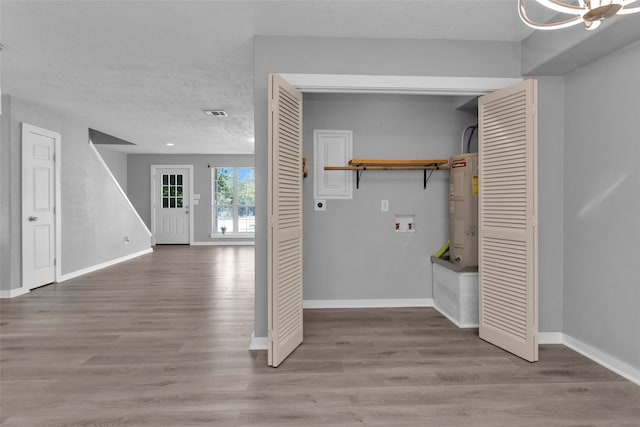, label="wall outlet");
[315,200,327,211]
[381,200,389,212]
